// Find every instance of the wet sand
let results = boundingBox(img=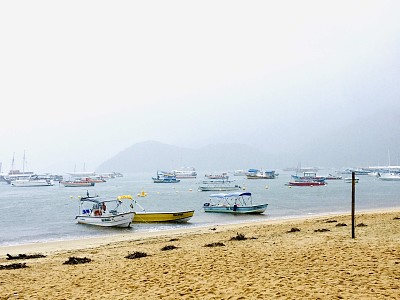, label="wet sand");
[1,210,400,299]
